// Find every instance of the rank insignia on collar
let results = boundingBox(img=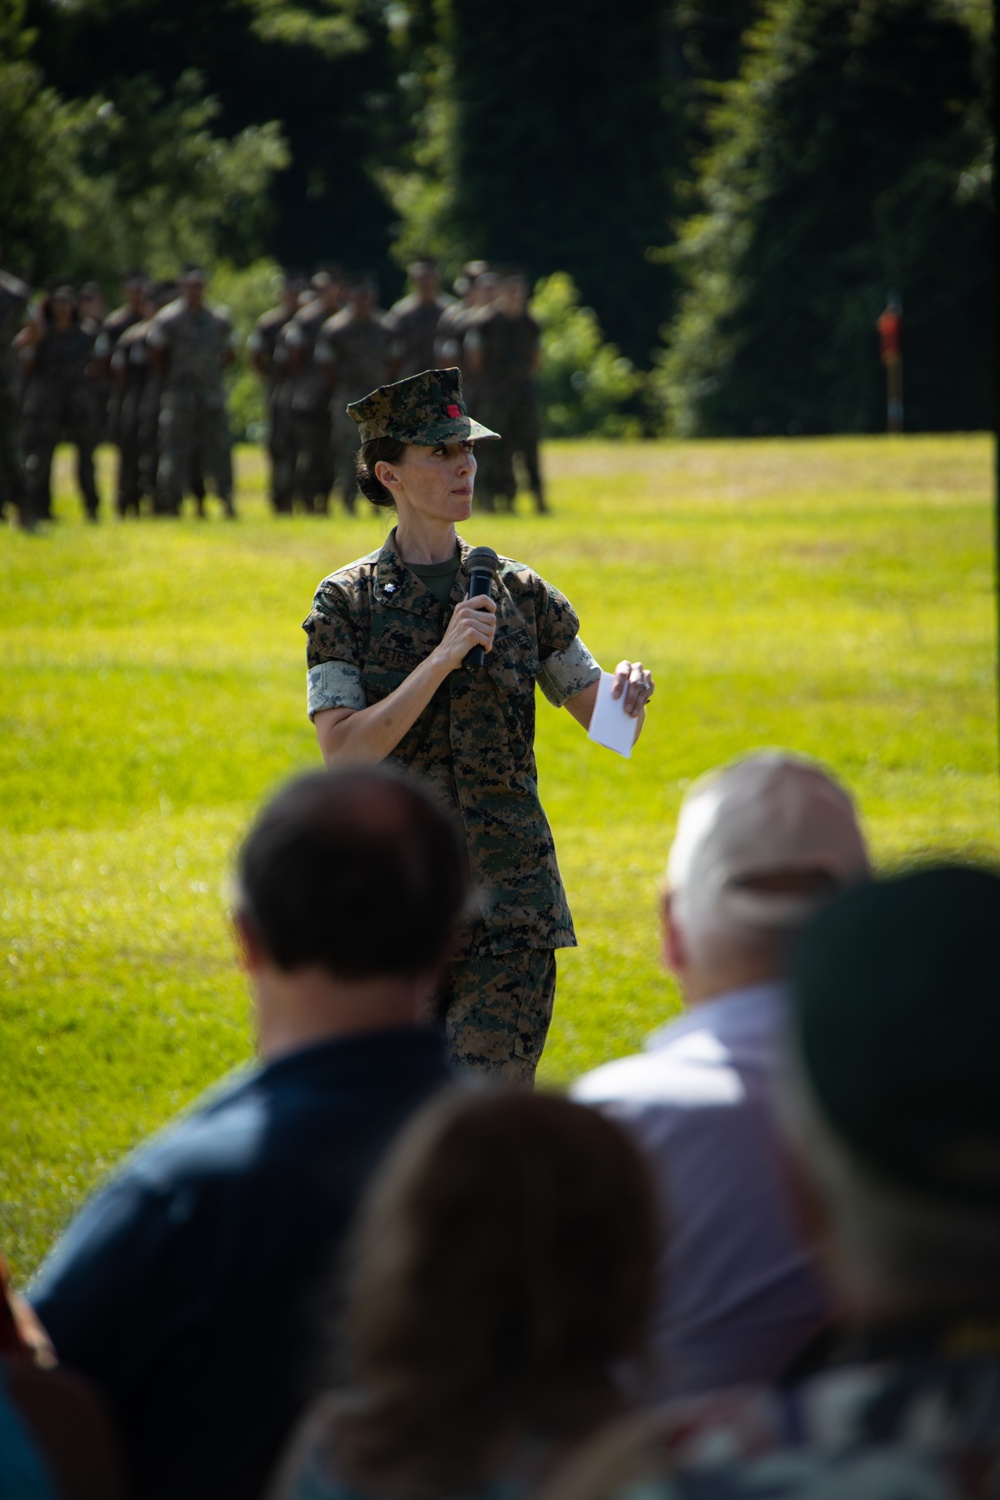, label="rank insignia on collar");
[383,582,397,595]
